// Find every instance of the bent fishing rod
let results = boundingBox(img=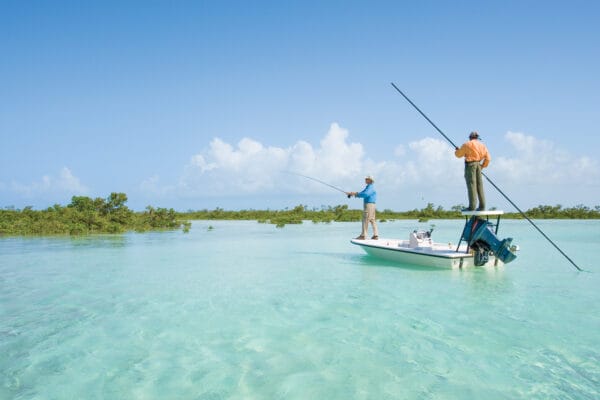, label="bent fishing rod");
[283,171,352,197]
[390,82,583,272]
